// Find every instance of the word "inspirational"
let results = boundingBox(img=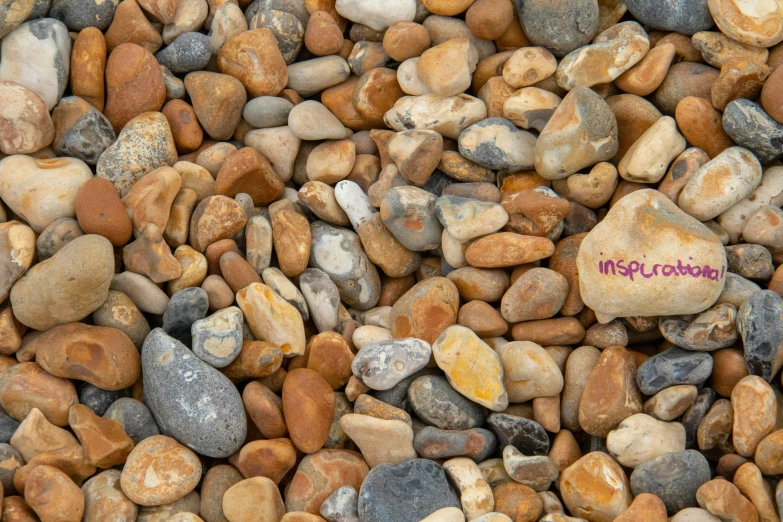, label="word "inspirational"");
[598,254,725,282]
